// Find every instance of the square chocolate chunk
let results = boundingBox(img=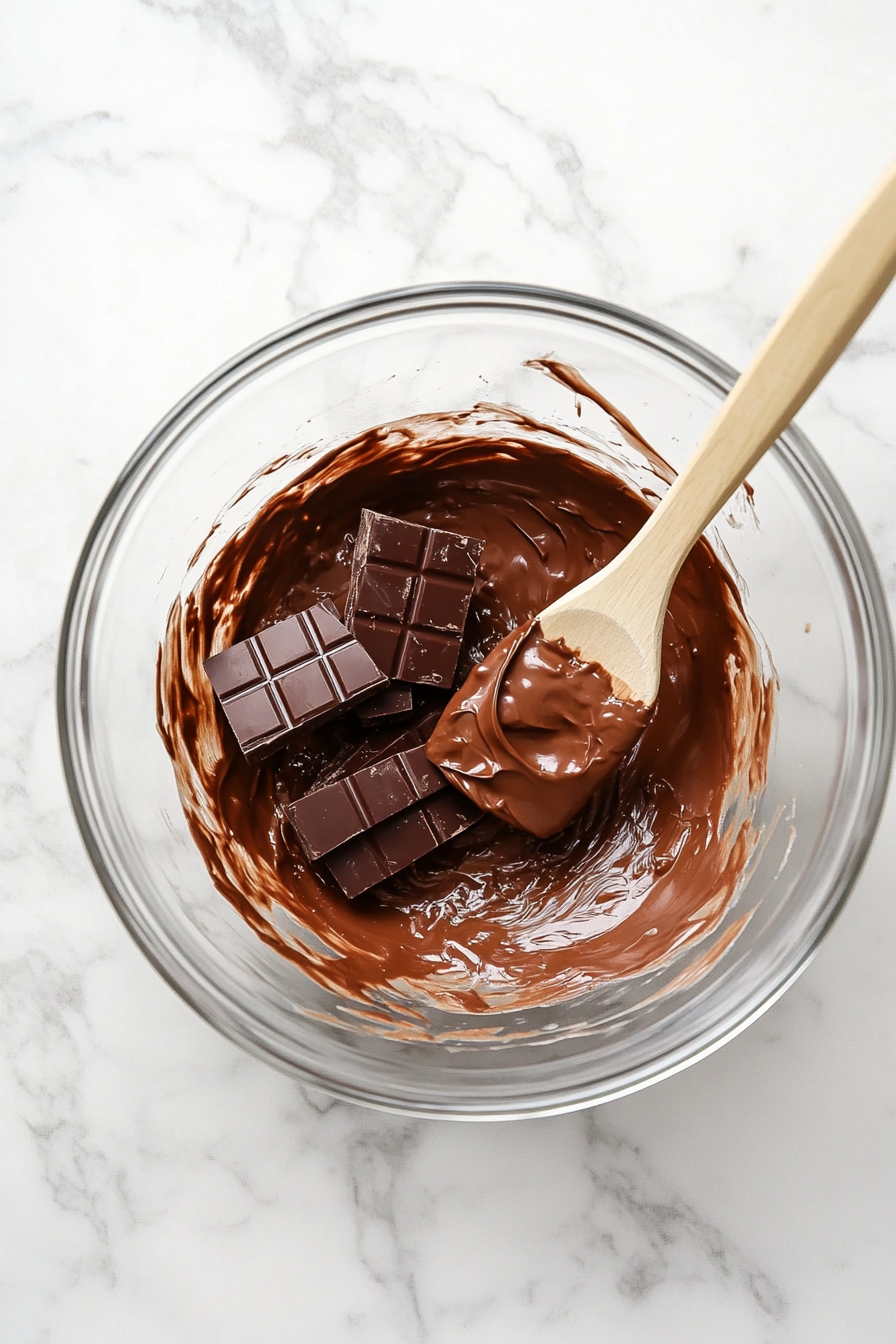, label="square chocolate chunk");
[285,700,482,898]
[345,510,484,687]
[204,600,388,760]
[323,791,482,899]
[287,709,445,860]
[288,739,448,862]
